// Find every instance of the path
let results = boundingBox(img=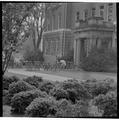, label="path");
[8,69,72,82]
[7,69,117,82]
